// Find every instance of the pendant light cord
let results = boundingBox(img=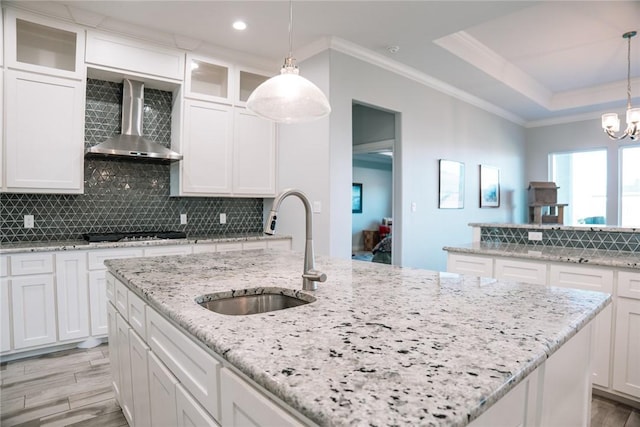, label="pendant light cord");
[626,33,632,110]
[288,0,293,59]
